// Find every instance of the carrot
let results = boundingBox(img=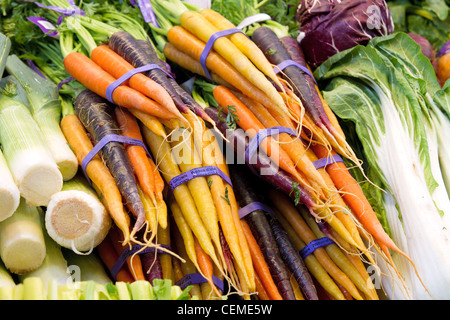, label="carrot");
[63,52,176,120]
[97,237,134,283]
[194,235,222,297]
[268,189,364,300]
[240,219,283,300]
[163,43,231,88]
[212,85,305,185]
[157,221,172,280]
[60,114,131,245]
[74,90,146,238]
[276,212,346,300]
[311,144,410,260]
[128,108,166,138]
[169,128,226,273]
[179,11,287,114]
[233,90,328,195]
[302,209,378,300]
[437,52,450,86]
[166,26,282,113]
[199,9,285,92]
[114,107,158,205]
[171,214,203,300]
[142,125,221,275]
[254,273,271,300]
[230,165,296,300]
[268,215,318,300]
[91,44,187,124]
[108,31,190,115]
[108,226,146,281]
[185,112,254,293]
